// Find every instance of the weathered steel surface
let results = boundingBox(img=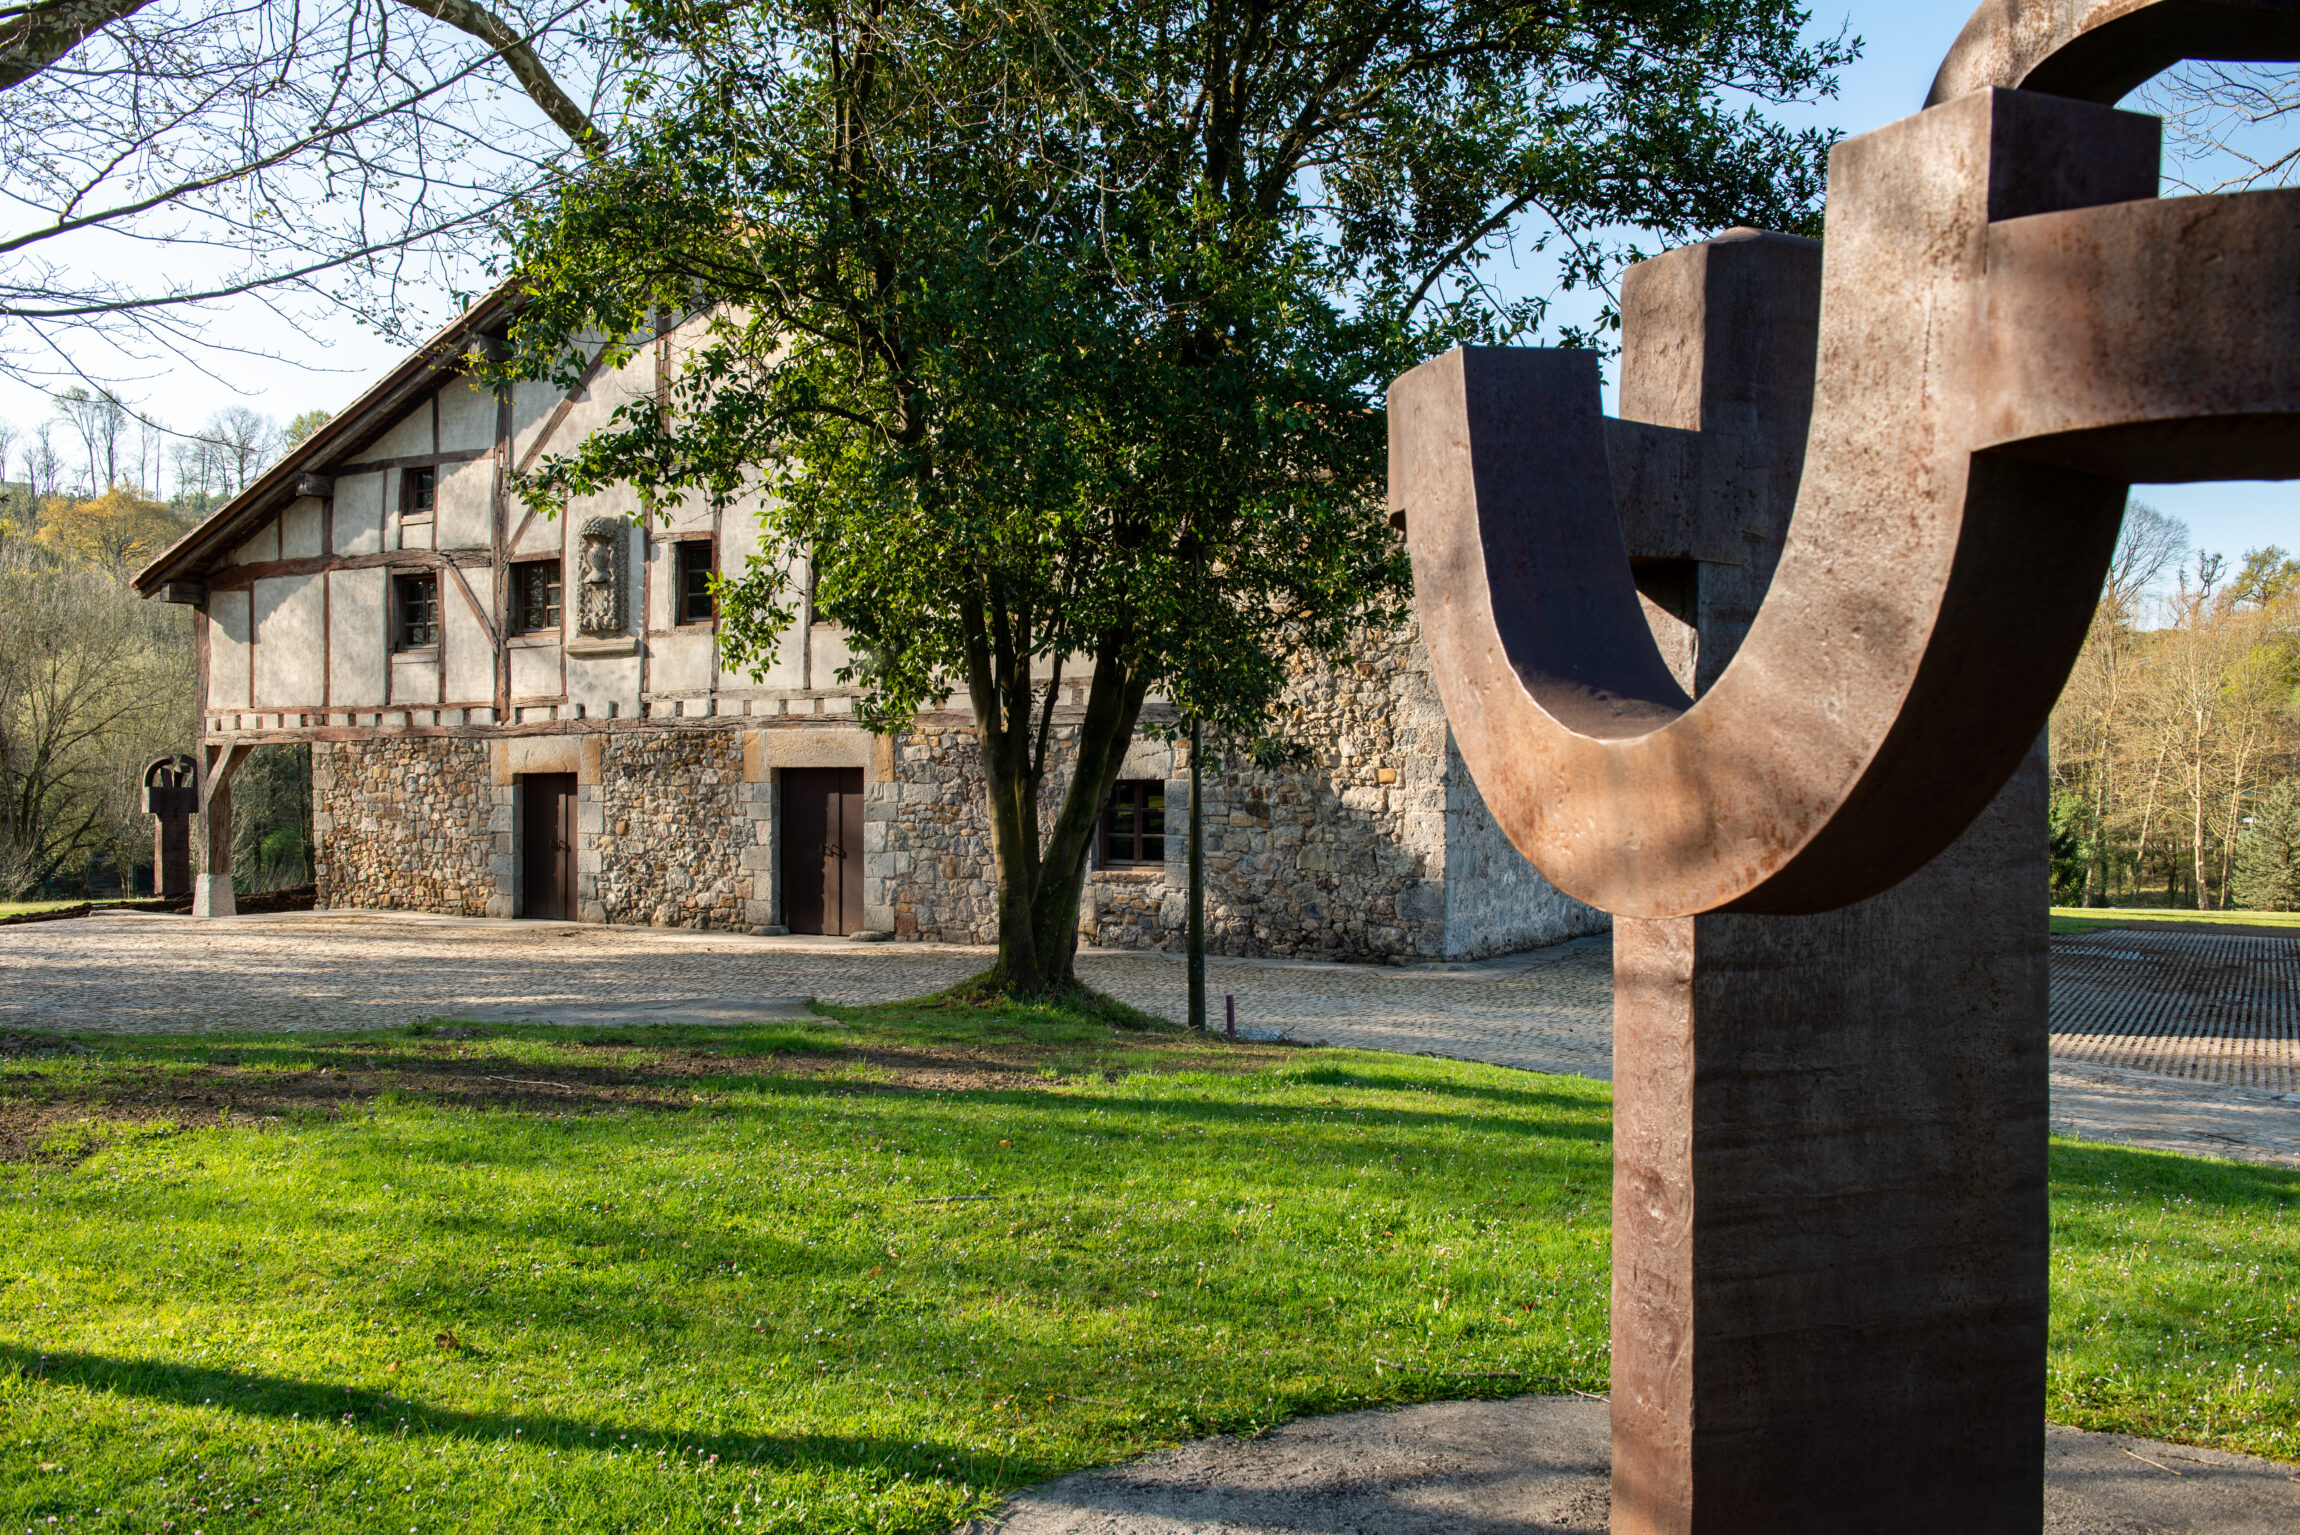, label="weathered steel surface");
[1391,95,2300,920]
[1611,755,2052,1534]
[1931,0,2300,107]
[141,754,197,900]
[1389,3,2300,1532]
